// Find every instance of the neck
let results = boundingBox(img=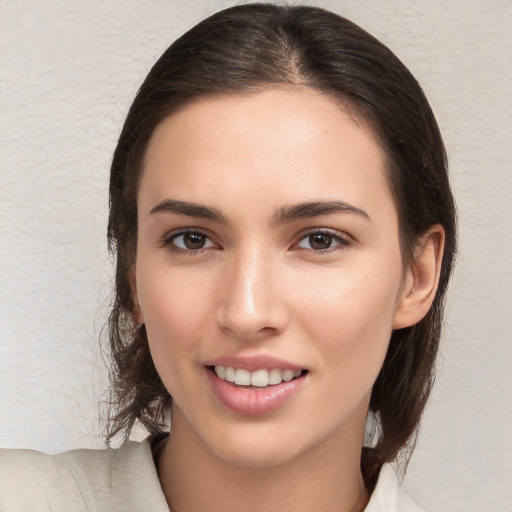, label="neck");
[156,410,370,512]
